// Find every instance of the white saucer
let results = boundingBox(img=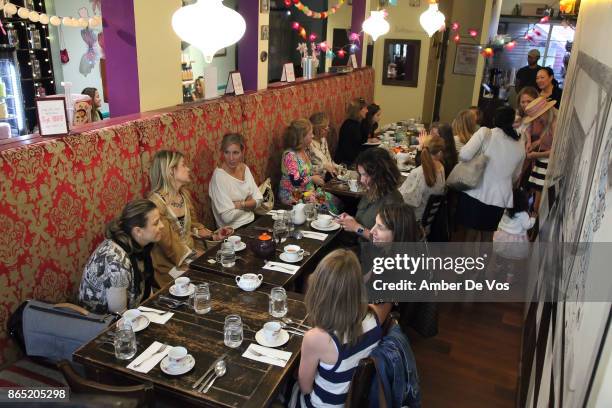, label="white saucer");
[310,221,341,232]
[119,315,150,333]
[279,252,304,263]
[255,329,290,348]
[169,283,195,297]
[233,242,247,252]
[160,355,195,375]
